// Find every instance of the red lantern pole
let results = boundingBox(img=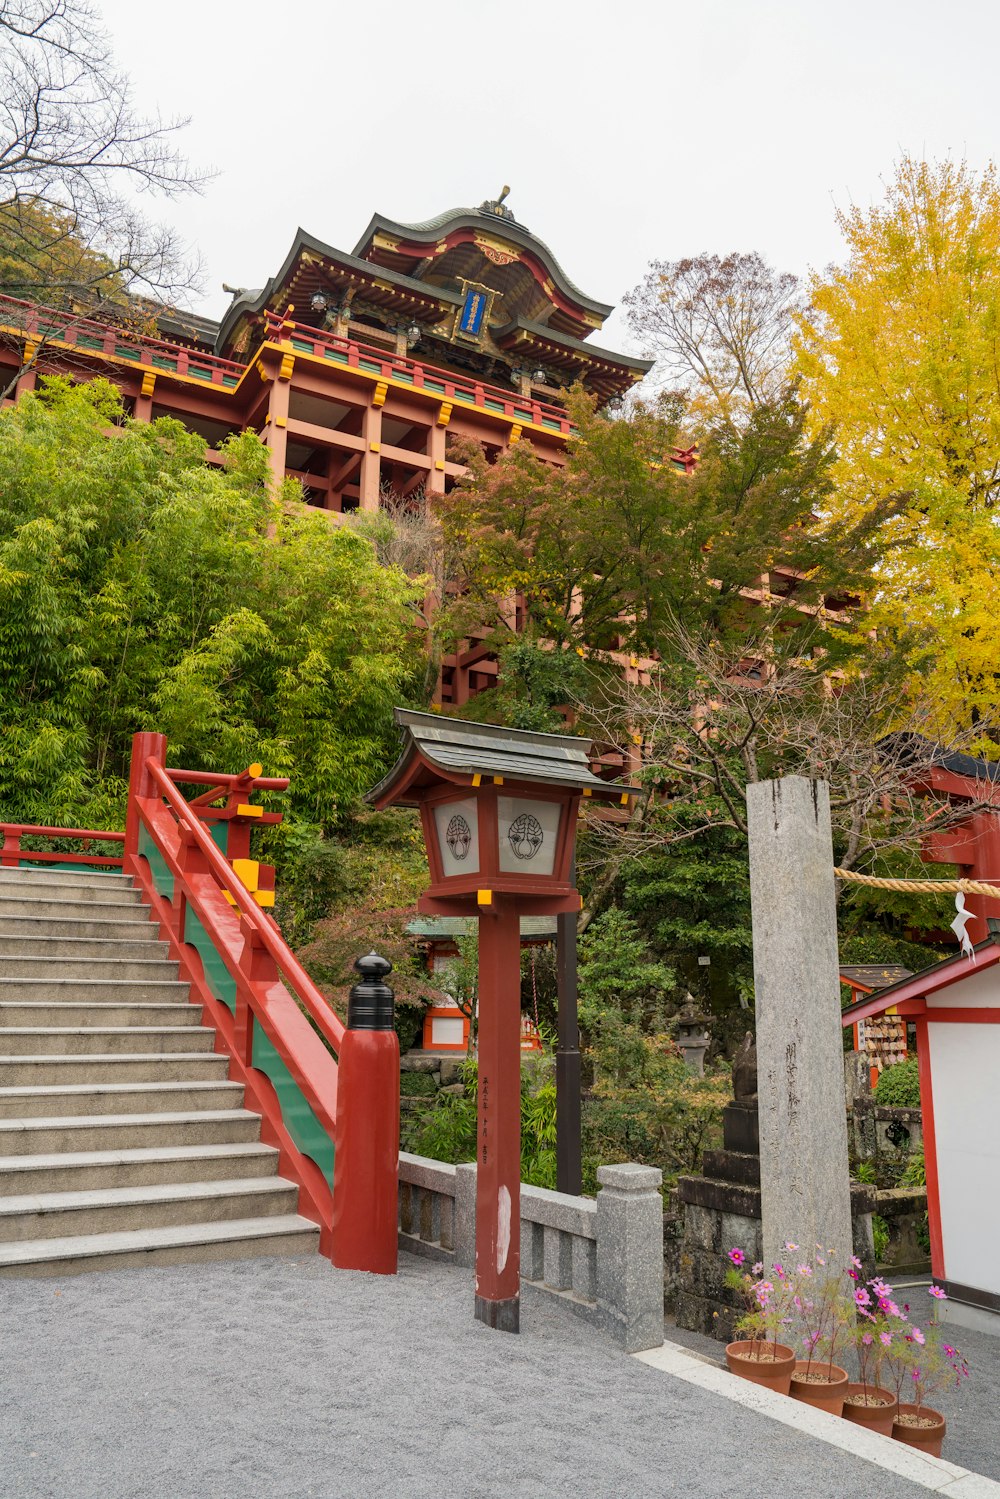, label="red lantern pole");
[474,895,523,1332]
